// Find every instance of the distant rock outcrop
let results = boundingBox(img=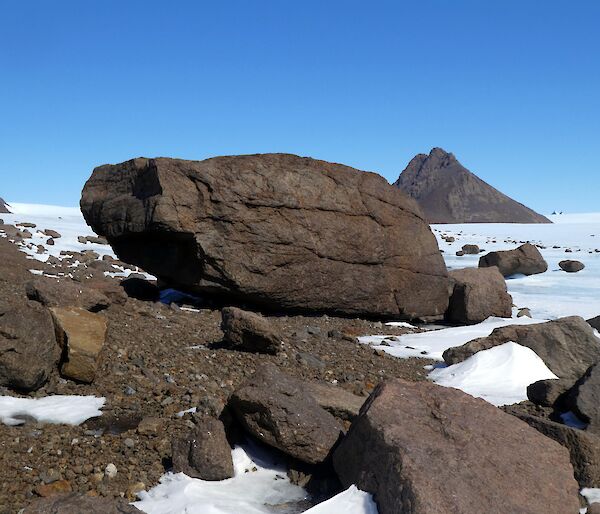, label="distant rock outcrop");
[0,198,10,214]
[394,148,551,224]
[81,154,450,320]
